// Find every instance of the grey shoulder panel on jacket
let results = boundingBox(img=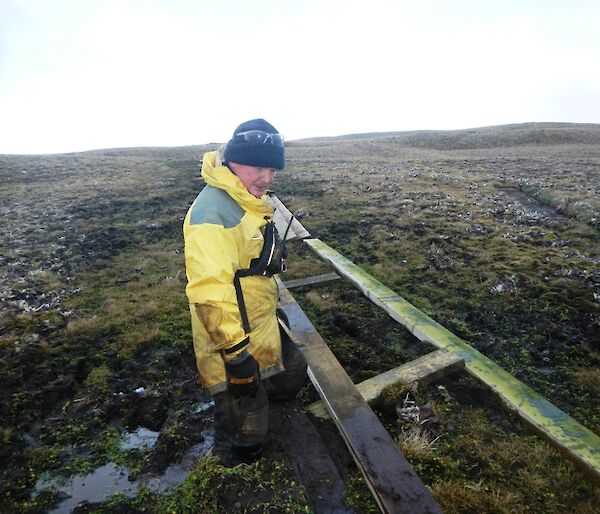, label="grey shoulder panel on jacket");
[189,186,244,228]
